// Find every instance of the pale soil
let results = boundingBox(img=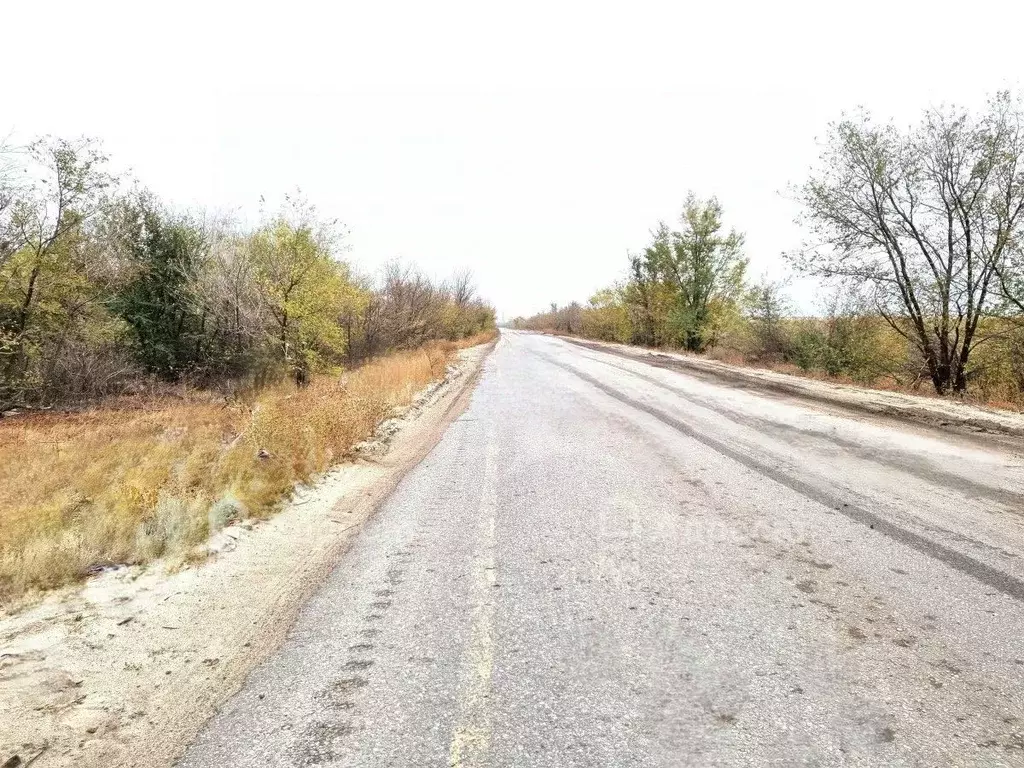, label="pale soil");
[0,343,492,768]
[566,337,1024,444]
